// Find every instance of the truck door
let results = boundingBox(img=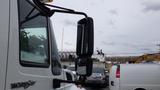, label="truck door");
[5,0,64,90]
